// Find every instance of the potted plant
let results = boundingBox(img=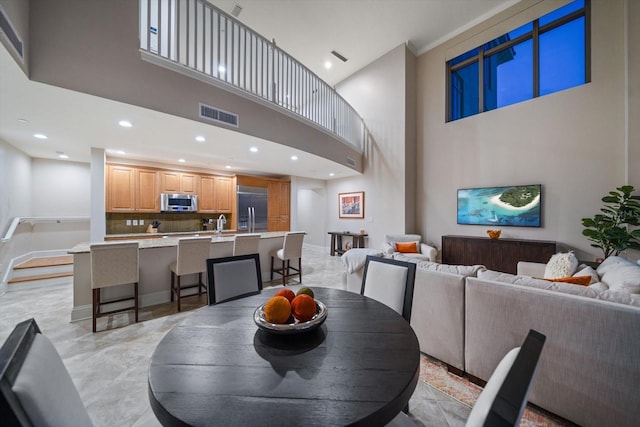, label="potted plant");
[581,185,640,260]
